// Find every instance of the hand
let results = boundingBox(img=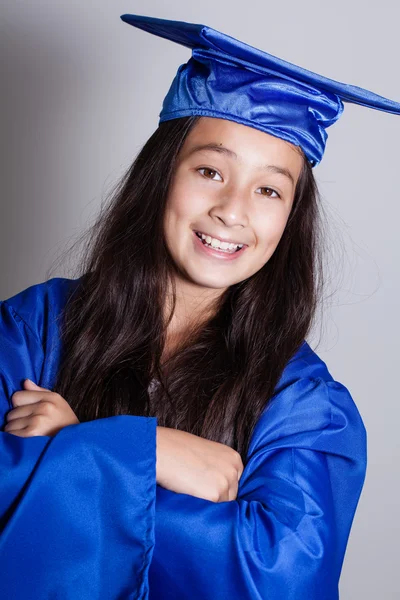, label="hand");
[156,426,244,503]
[4,379,80,437]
